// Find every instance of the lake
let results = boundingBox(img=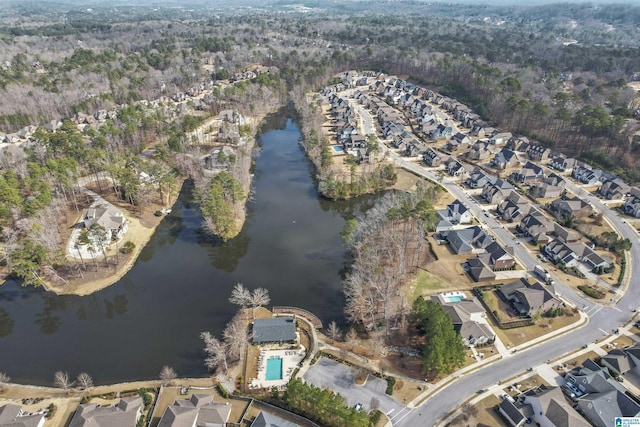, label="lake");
[0,109,379,385]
